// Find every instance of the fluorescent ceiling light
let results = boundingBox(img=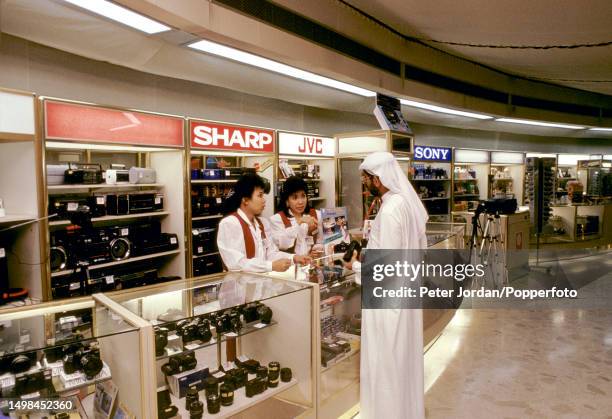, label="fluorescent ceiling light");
[496,118,584,130]
[188,40,376,97]
[46,141,171,152]
[400,99,493,120]
[62,0,170,34]
[589,127,612,132]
